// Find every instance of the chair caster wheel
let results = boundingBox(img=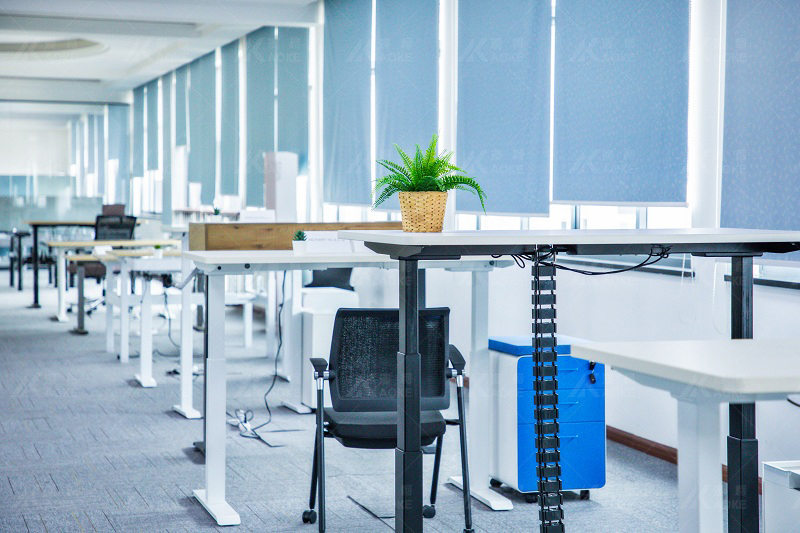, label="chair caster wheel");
[580,490,590,500]
[302,509,317,524]
[524,493,538,504]
[489,478,502,488]
[423,504,436,518]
